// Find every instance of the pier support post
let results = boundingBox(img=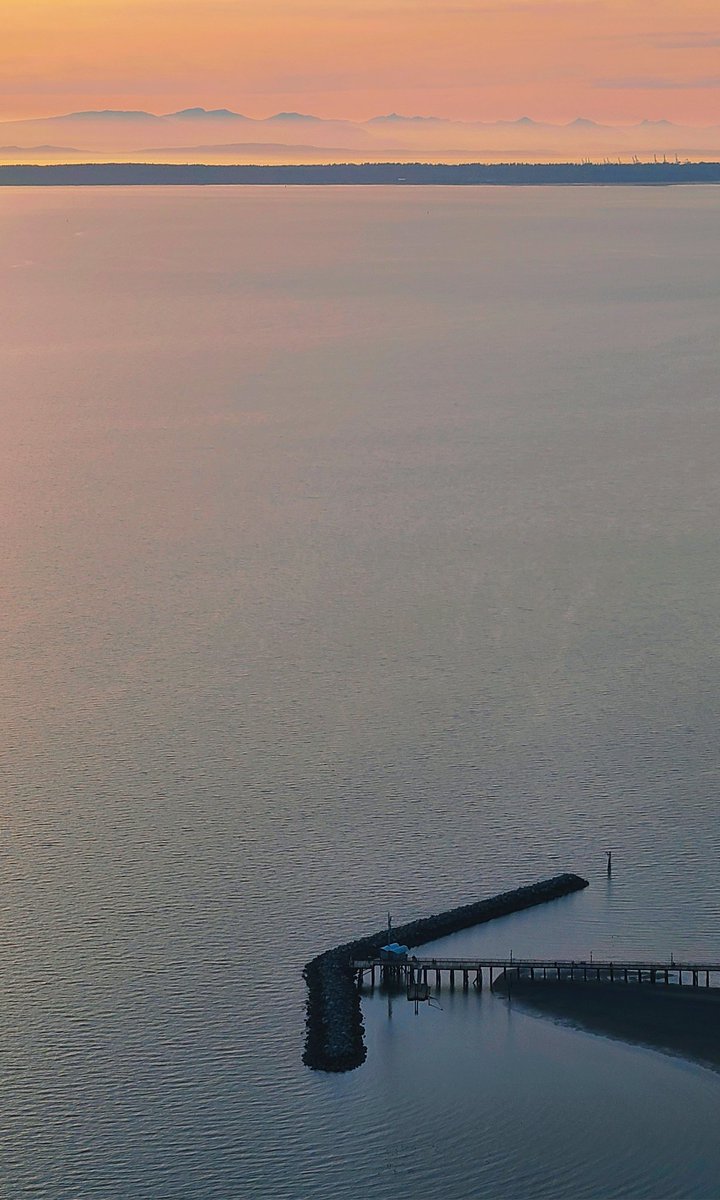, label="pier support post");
[489,967,494,992]
[693,971,698,988]
[463,970,469,990]
[450,970,455,990]
[609,965,614,982]
[474,968,482,991]
[435,969,441,989]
